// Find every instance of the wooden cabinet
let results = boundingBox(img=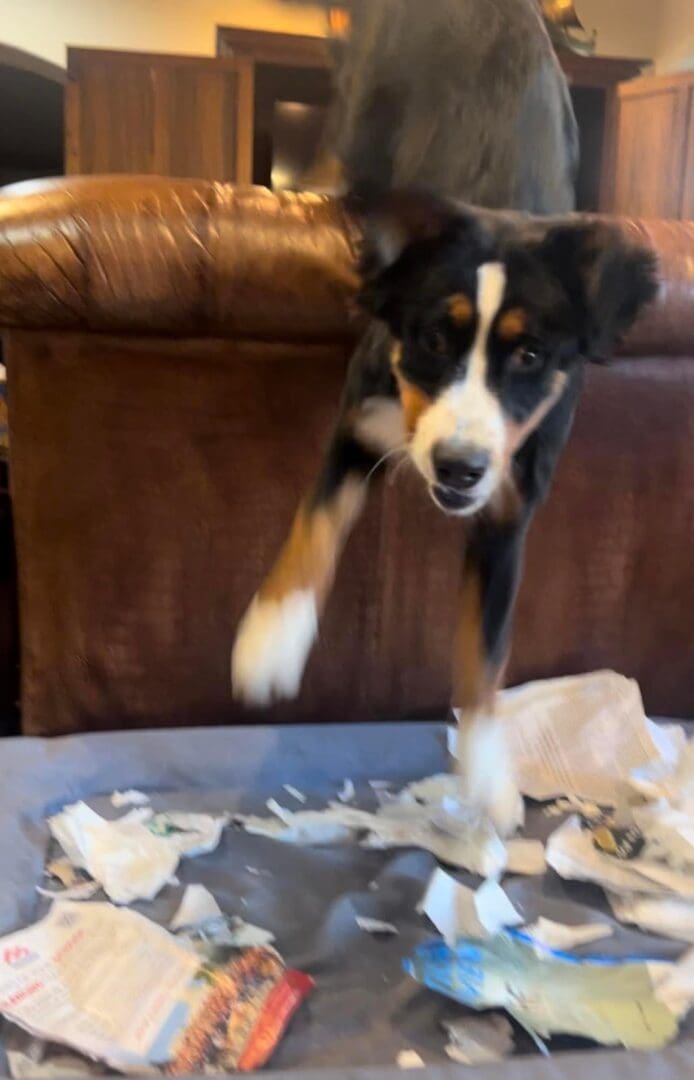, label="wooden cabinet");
[67,35,666,217]
[612,71,694,219]
[216,28,646,210]
[66,49,241,180]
